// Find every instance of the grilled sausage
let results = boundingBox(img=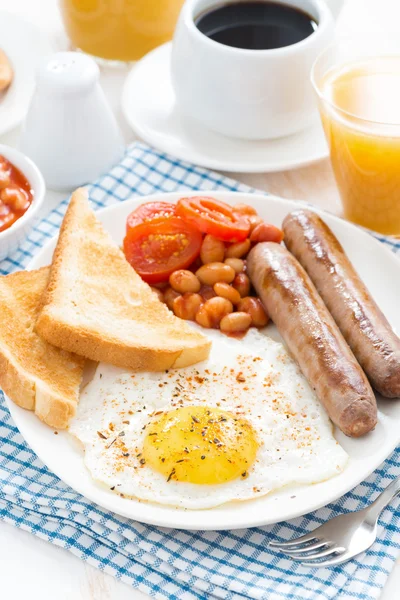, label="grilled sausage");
[283,210,400,398]
[247,242,377,437]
